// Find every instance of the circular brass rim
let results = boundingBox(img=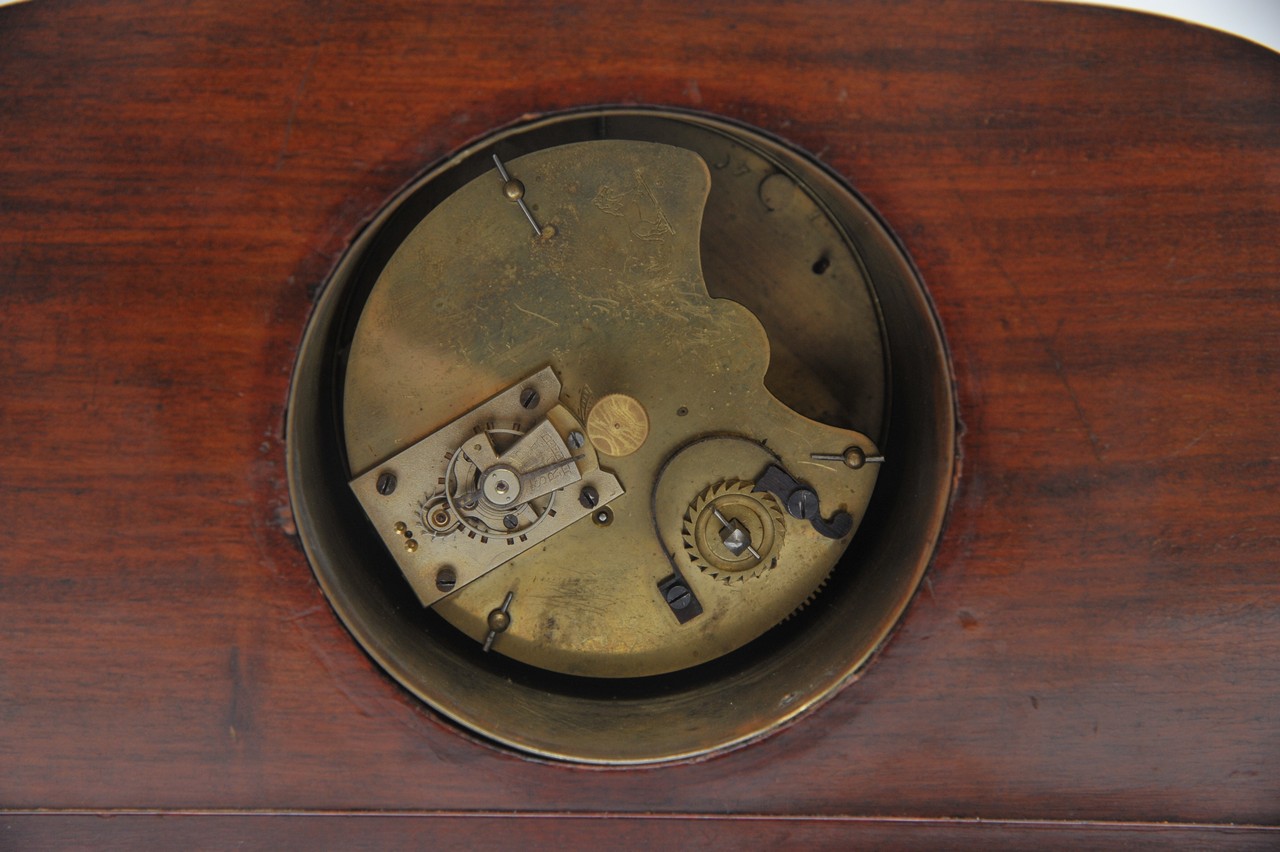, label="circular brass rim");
[285,106,956,765]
